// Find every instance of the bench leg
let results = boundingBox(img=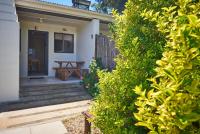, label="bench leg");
[74,70,82,79]
[62,70,70,81]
